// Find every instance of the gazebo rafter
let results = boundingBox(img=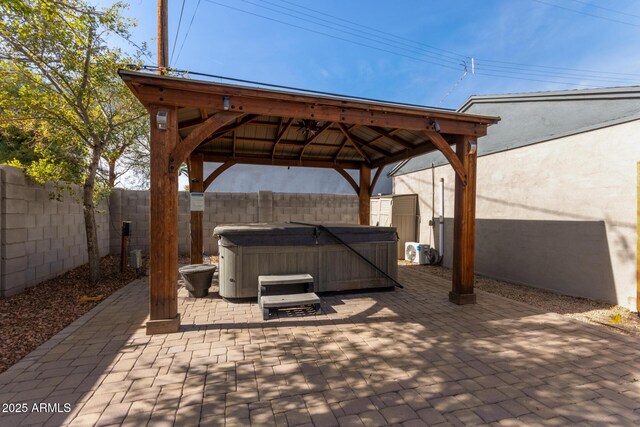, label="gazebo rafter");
[271,117,294,159]
[366,126,416,149]
[337,123,372,164]
[299,121,333,160]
